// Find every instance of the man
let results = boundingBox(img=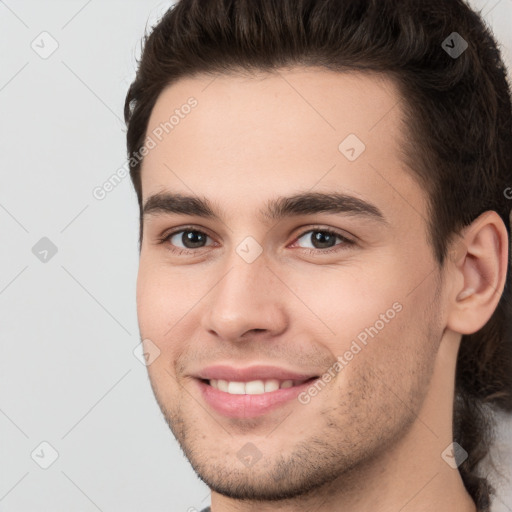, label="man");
[124,0,512,510]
